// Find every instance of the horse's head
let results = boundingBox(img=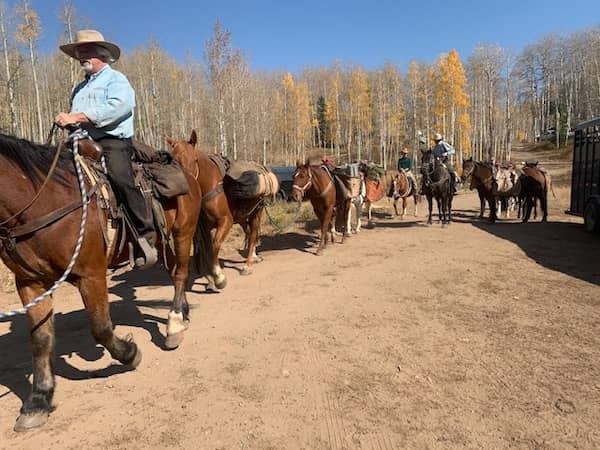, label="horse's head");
[461,156,475,183]
[291,162,312,202]
[165,130,198,174]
